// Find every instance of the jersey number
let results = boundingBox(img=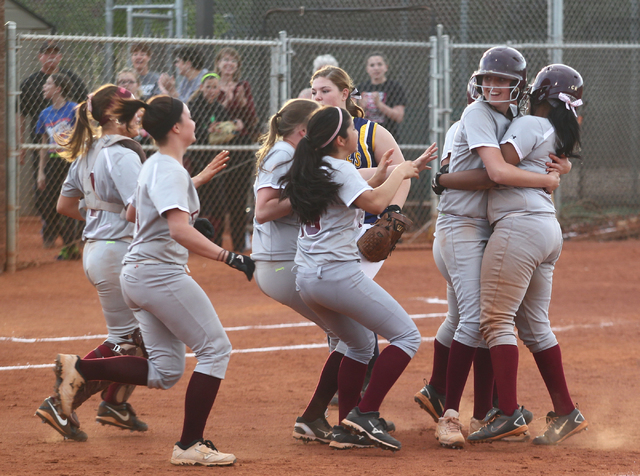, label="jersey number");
[302,219,321,237]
